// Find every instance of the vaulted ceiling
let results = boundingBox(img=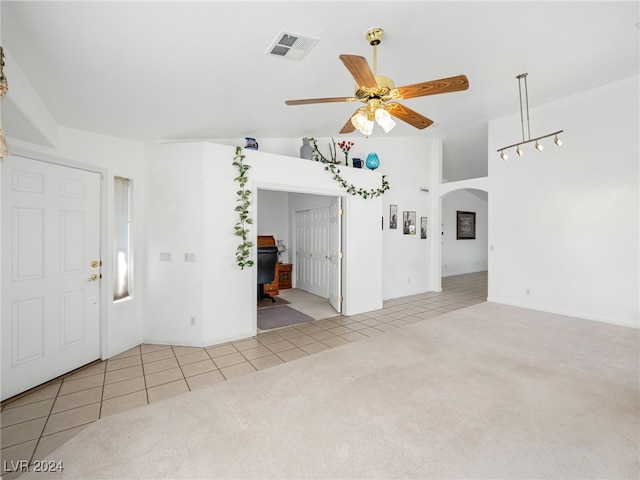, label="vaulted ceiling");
[2,1,638,180]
